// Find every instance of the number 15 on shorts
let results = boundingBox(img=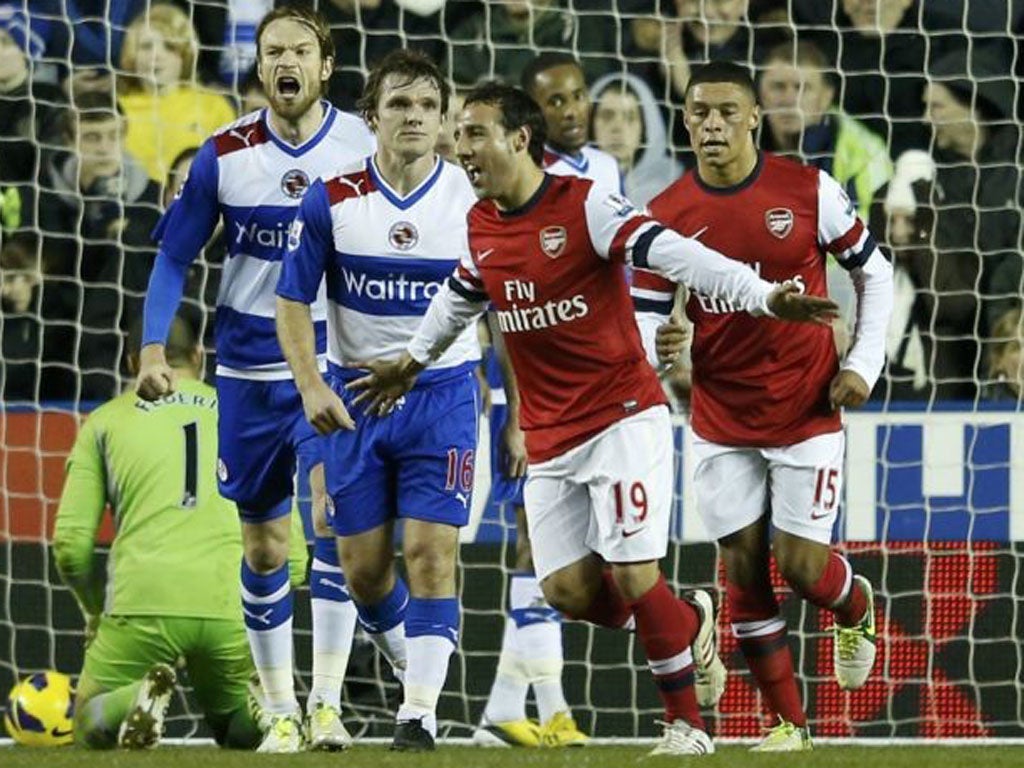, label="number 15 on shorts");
[813,467,839,516]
